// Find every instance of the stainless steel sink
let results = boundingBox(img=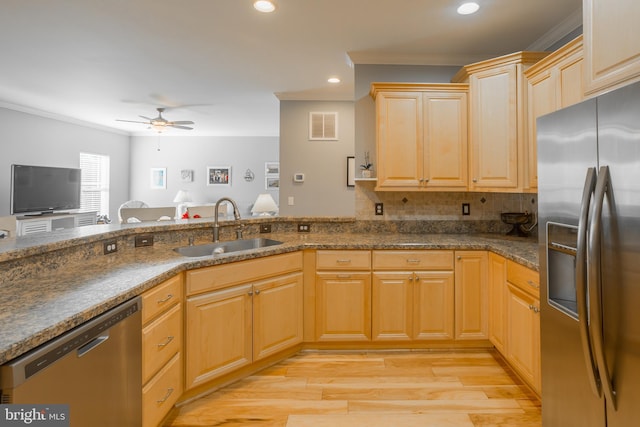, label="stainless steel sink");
[174,238,283,257]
